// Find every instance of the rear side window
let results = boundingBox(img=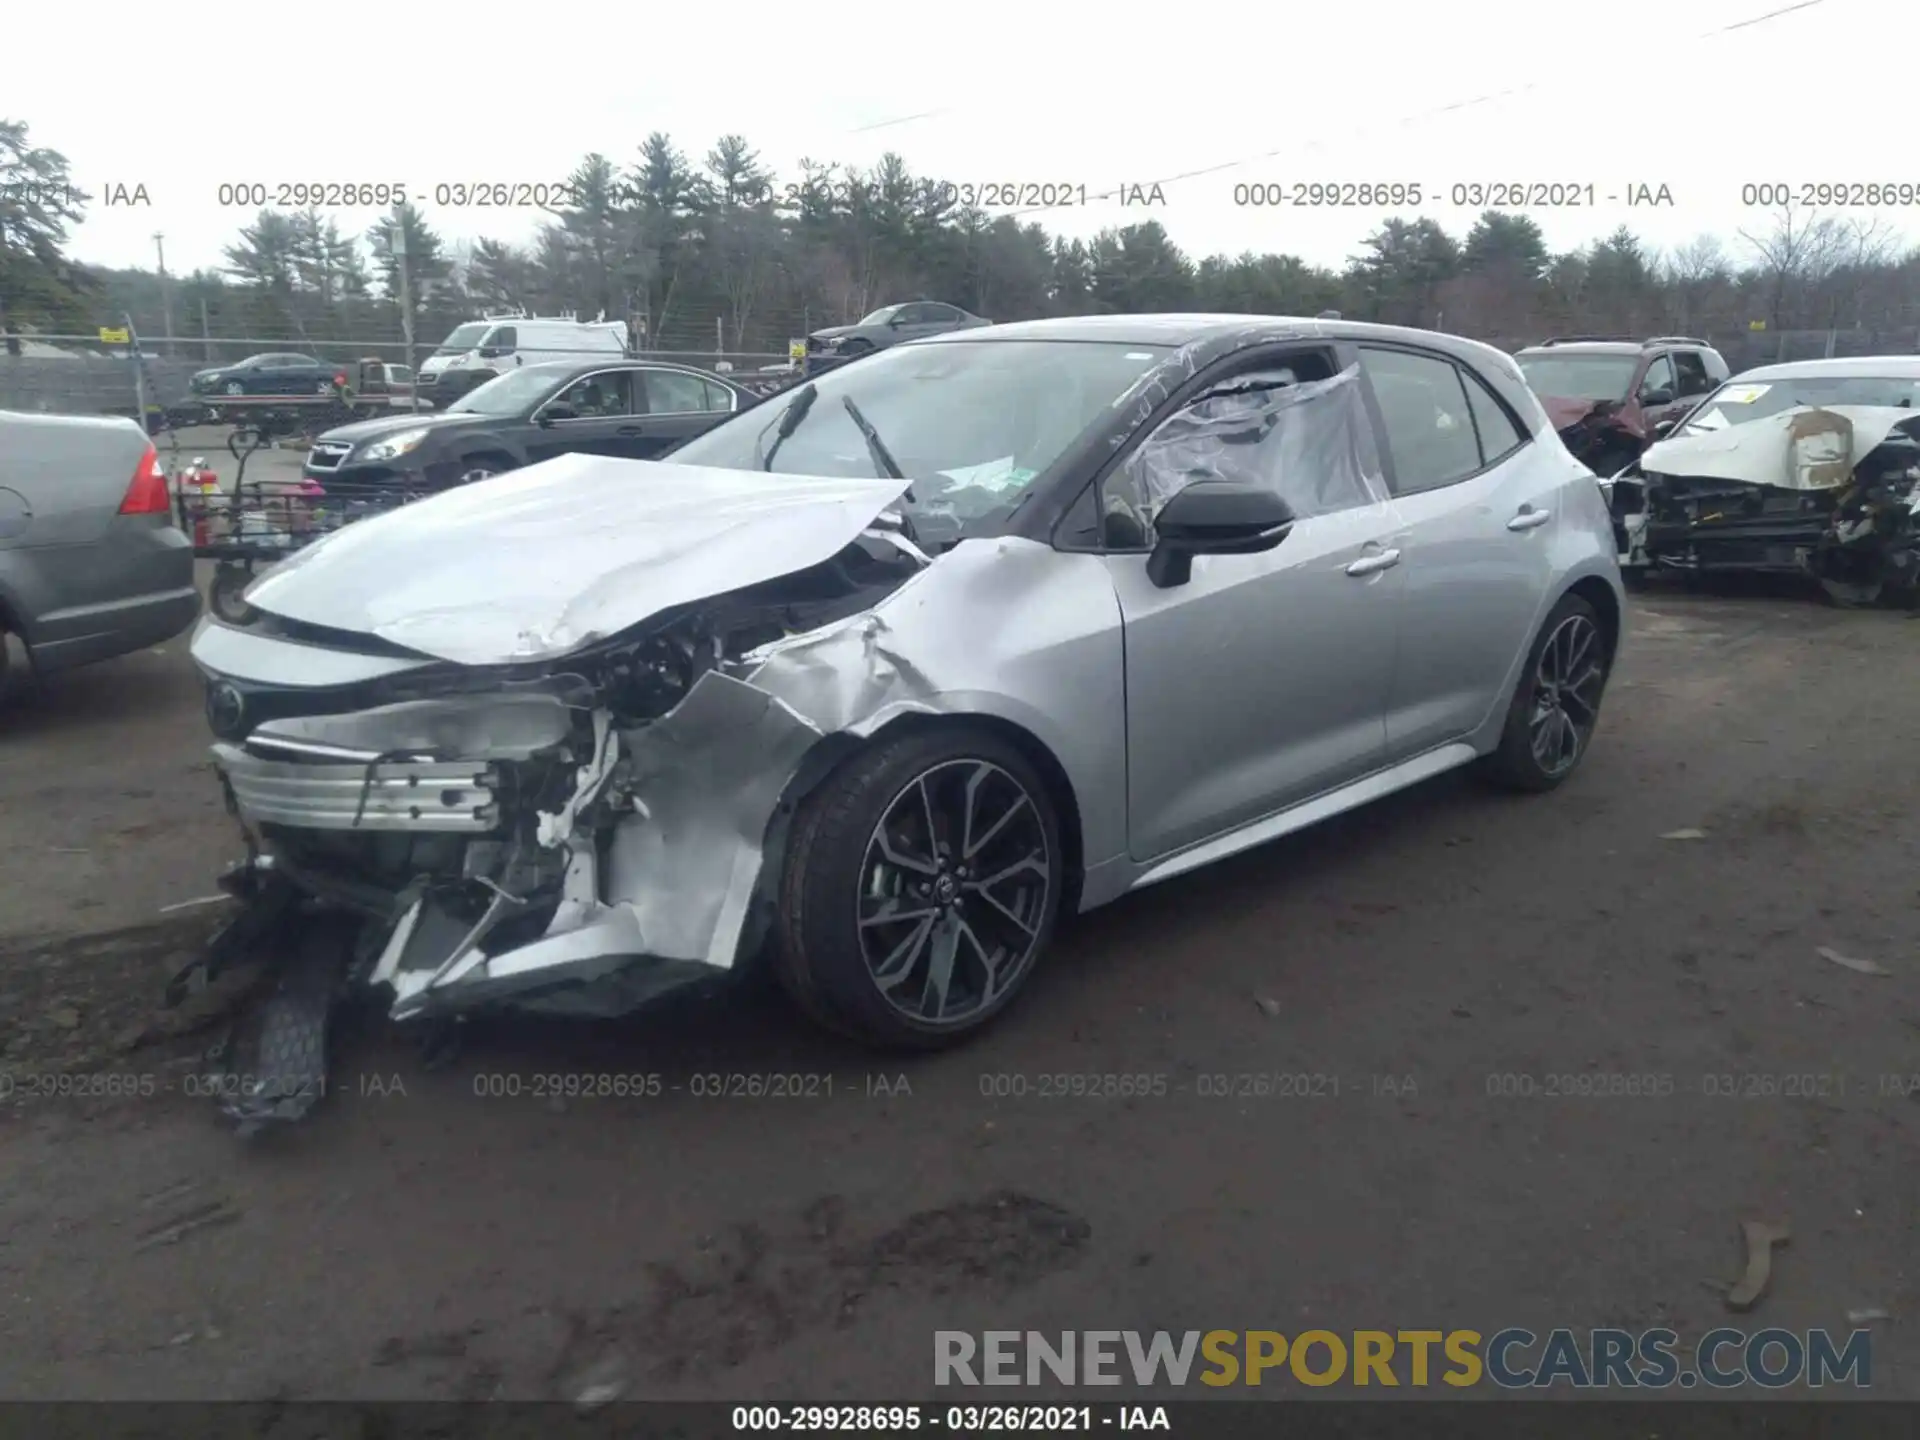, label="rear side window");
[1671,350,1713,396]
[1461,367,1526,464]
[1357,347,1484,494]
[642,369,723,414]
